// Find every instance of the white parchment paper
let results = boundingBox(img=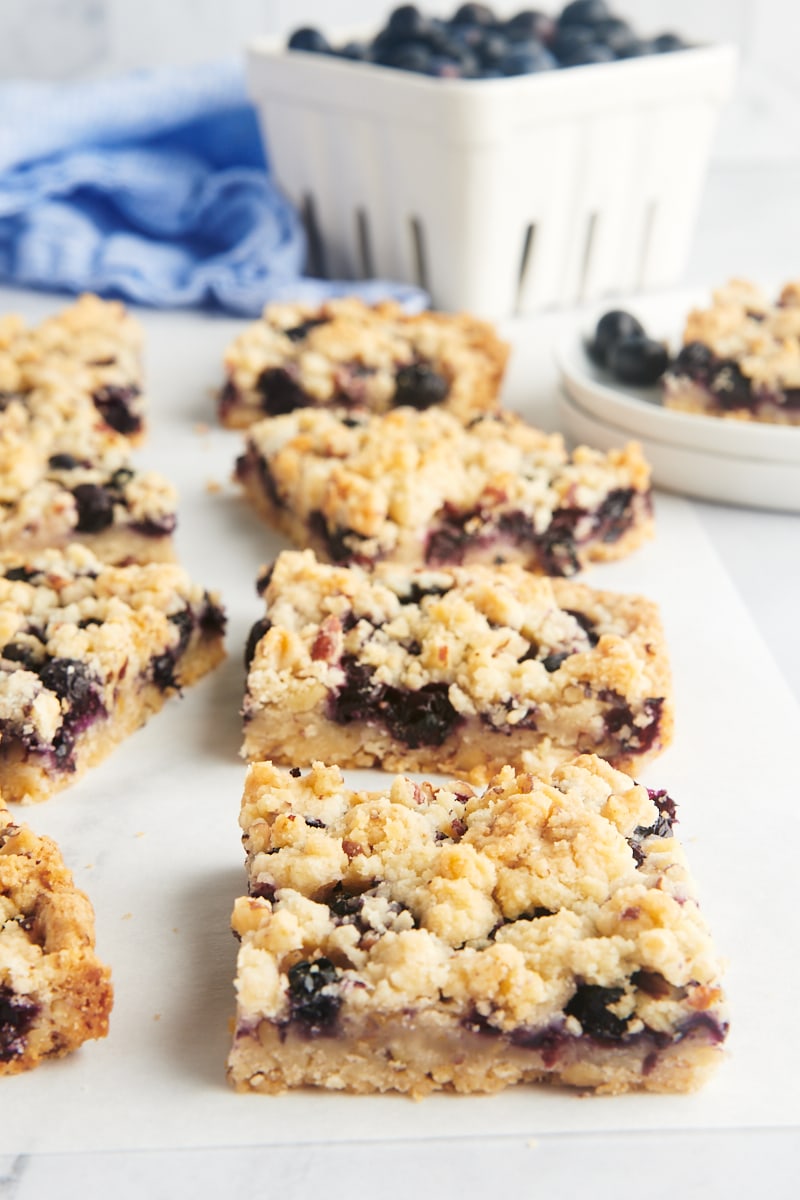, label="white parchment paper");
[1,299,798,1154]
